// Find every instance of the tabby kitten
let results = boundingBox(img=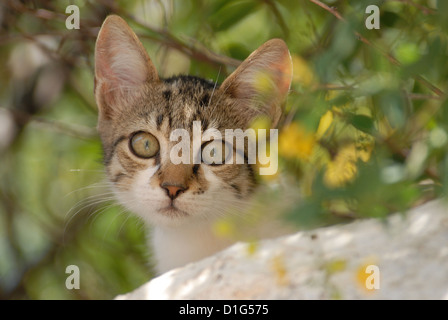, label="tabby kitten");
[94,15,292,273]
